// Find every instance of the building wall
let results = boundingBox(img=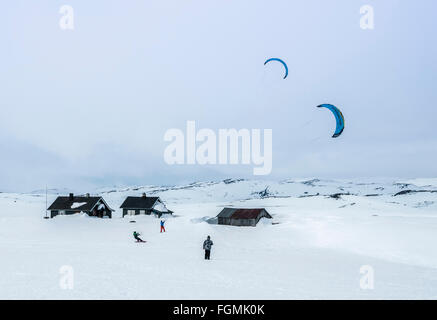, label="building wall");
[105,209,112,218]
[51,209,112,218]
[218,217,232,225]
[51,210,86,218]
[122,209,152,217]
[218,217,257,227]
[230,218,257,227]
[218,210,271,227]
[93,199,112,218]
